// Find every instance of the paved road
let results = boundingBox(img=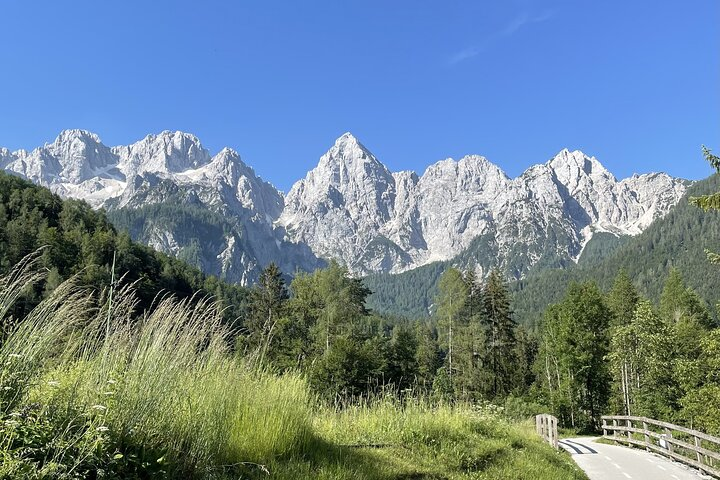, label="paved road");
[560,437,709,480]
